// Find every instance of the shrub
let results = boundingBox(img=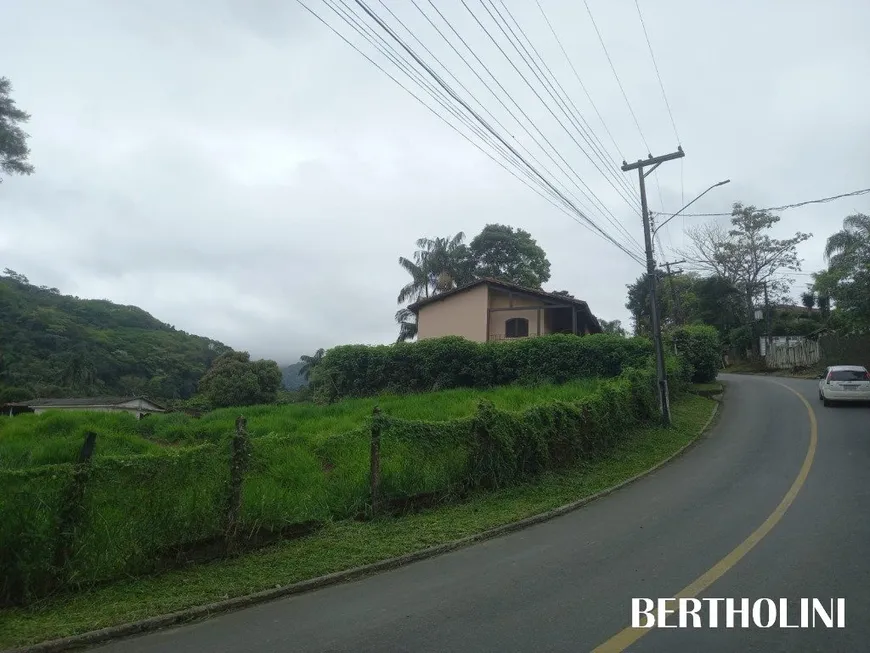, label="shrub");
[667,325,721,383]
[311,334,654,402]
